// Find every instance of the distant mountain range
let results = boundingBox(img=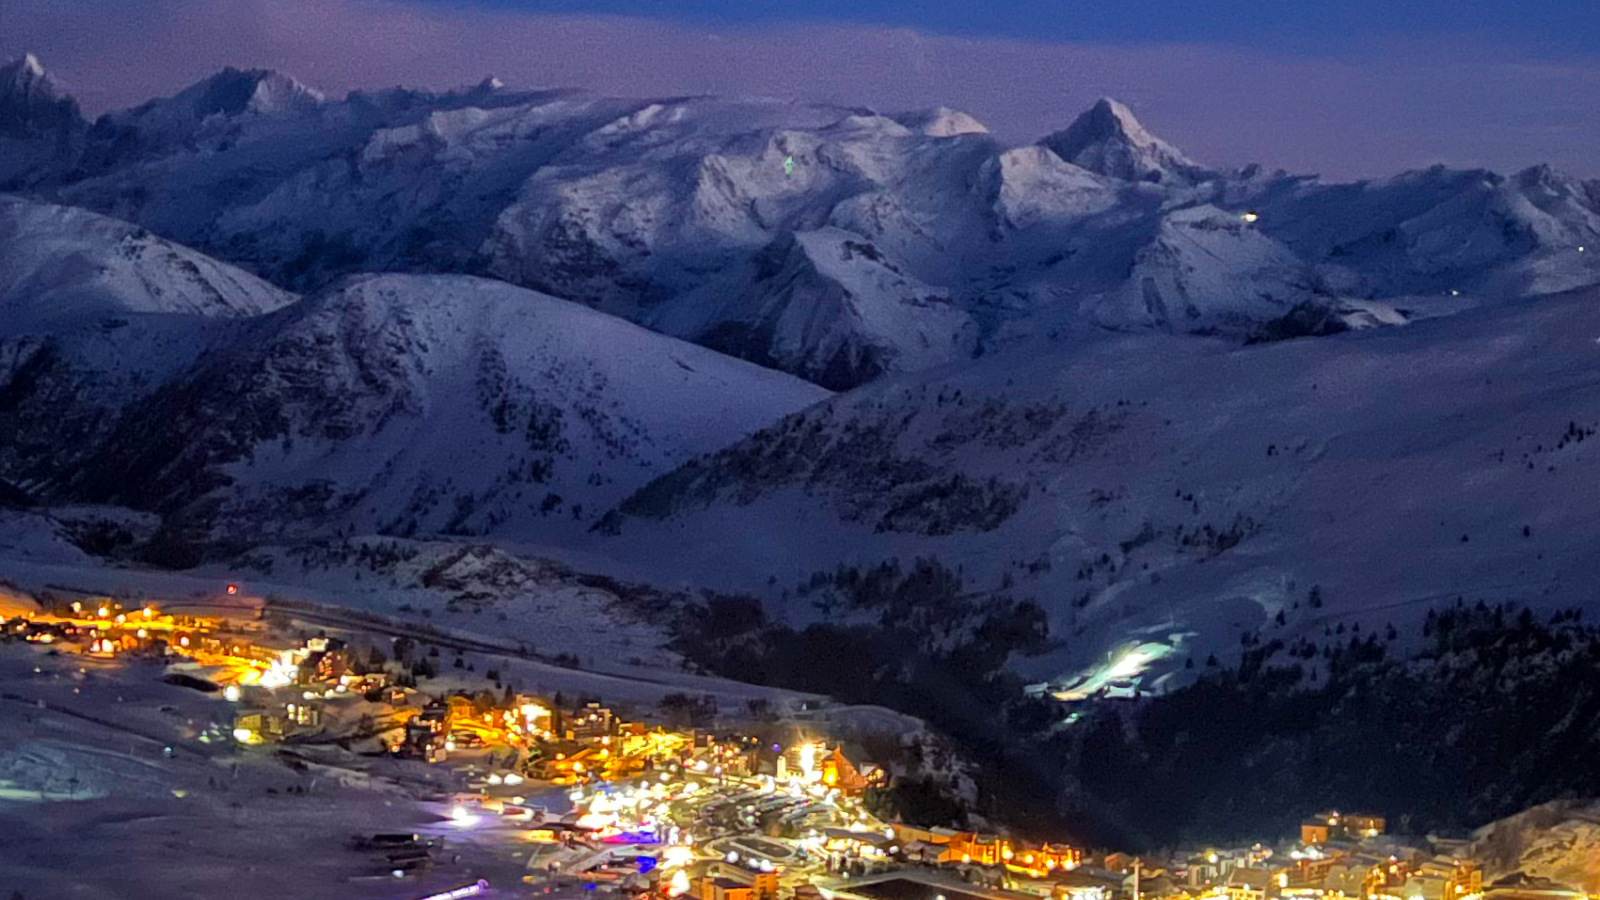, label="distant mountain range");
[3,55,1596,391]
[1,53,1598,685]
